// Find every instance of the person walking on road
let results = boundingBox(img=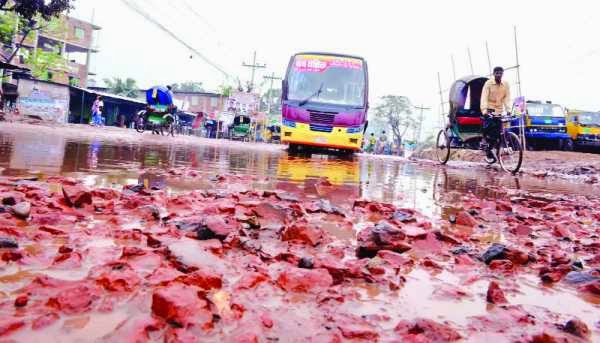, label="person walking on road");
[377,131,388,154]
[91,96,104,126]
[480,66,511,160]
